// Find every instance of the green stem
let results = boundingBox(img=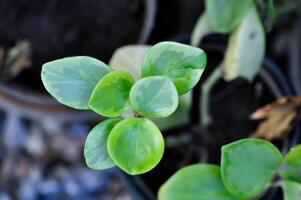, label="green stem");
[201,67,222,126]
